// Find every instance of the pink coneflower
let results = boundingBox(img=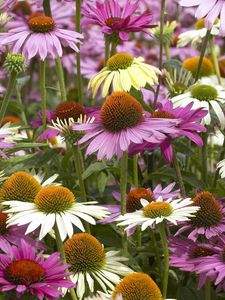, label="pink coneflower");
[0,0,15,13]
[129,100,207,162]
[169,236,219,288]
[0,239,74,299]
[72,92,179,160]
[179,0,225,36]
[176,191,225,241]
[0,13,83,60]
[81,0,155,41]
[99,183,179,227]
